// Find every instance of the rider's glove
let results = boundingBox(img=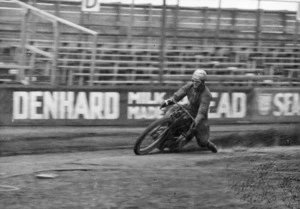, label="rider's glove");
[185,127,197,142]
[160,99,175,109]
[190,127,197,134]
